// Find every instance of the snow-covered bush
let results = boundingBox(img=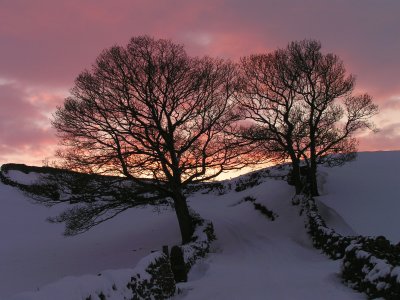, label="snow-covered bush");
[233,165,290,192]
[234,172,263,192]
[186,182,229,196]
[186,164,289,196]
[243,196,278,221]
[127,252,176,299]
